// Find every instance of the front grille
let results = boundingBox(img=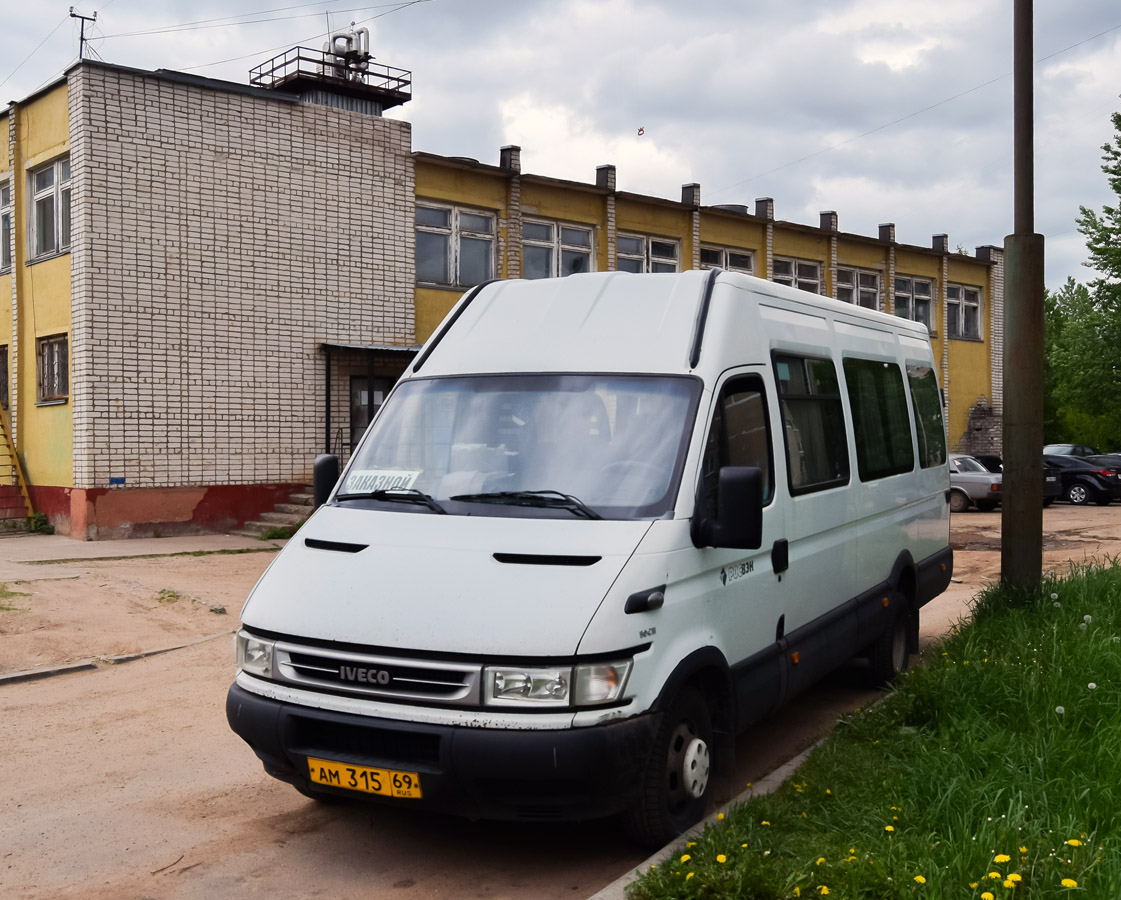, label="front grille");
[274,641,481,705]
[287,715,441,768]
